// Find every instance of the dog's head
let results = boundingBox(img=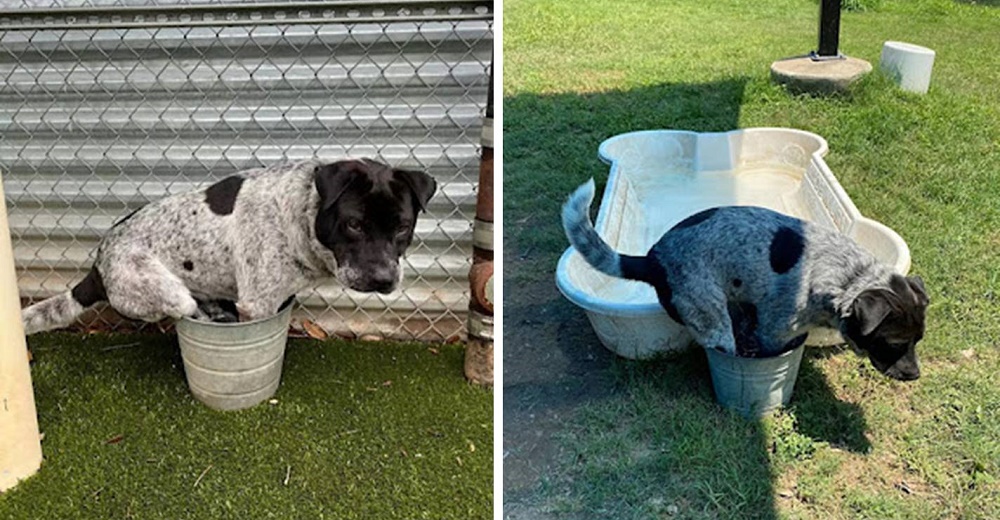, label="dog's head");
[313,159,436,294]
[841,274,928,381]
